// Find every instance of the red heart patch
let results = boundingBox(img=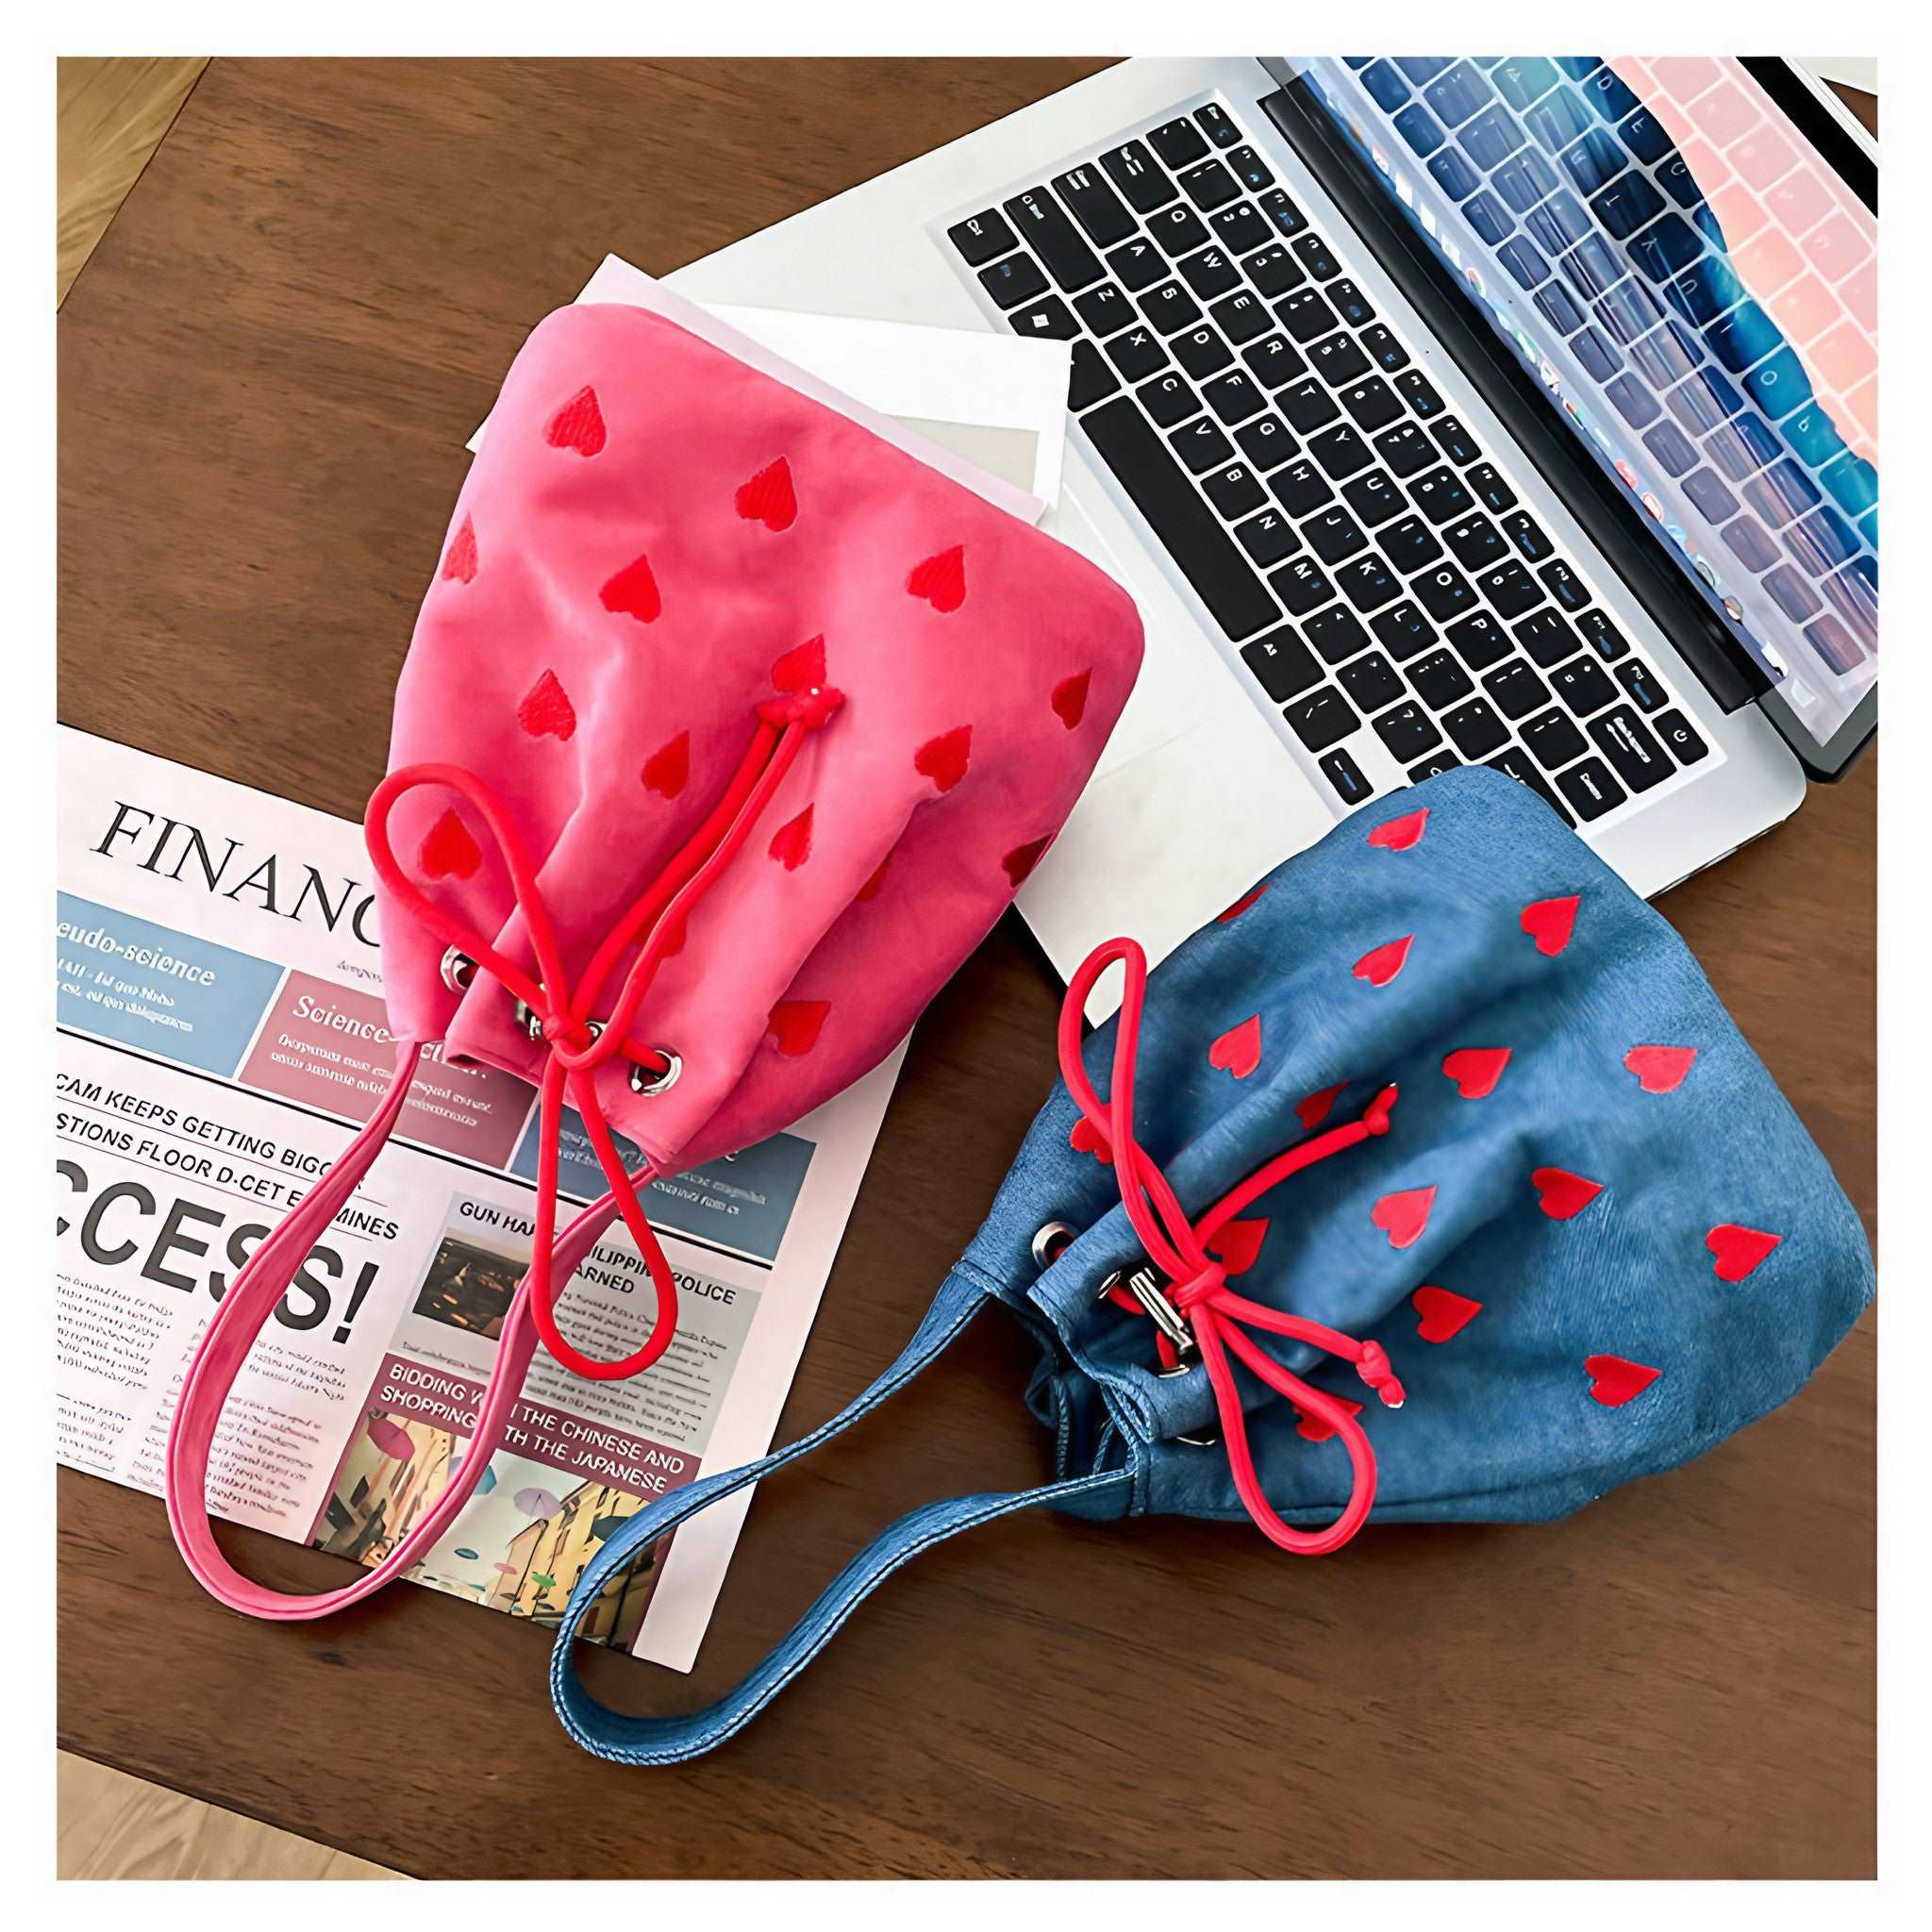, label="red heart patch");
[641,731,689,799]
[1217,885,1268,924]
[441,516,477,583]
[1521,893,1580,958]
[1207,1218,1268,1276]
[1208,1013,1262,1079]
[1003,836,1052,888]
[1366,806,1428,852]
[516,670,576,741]
[856,855,891,904]
[913,725,973,793]
[1706,1224,1781,1282]
[545,385,606,457]
[766,997,829,1057]
[1585,1354,1660,1407]
[1354,934,1413,988]
[772,634,825,692]
[1413,1286,1482,1343]
[600,552,660,625]
[736,457,797,531]
[1624,1044,1697,1094]
[419,808,480,881]
[1371,1184,1436,1250]
[1295,1394,1364,1443]
[1532,1166,1603,1220]
[1051,669,1091,729]
[1069,1115,1113,1165]
[907,544,966,612]
[1441,1046,1511,1099]
[1296,1083,1344,1131]
[768,805,814,871]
